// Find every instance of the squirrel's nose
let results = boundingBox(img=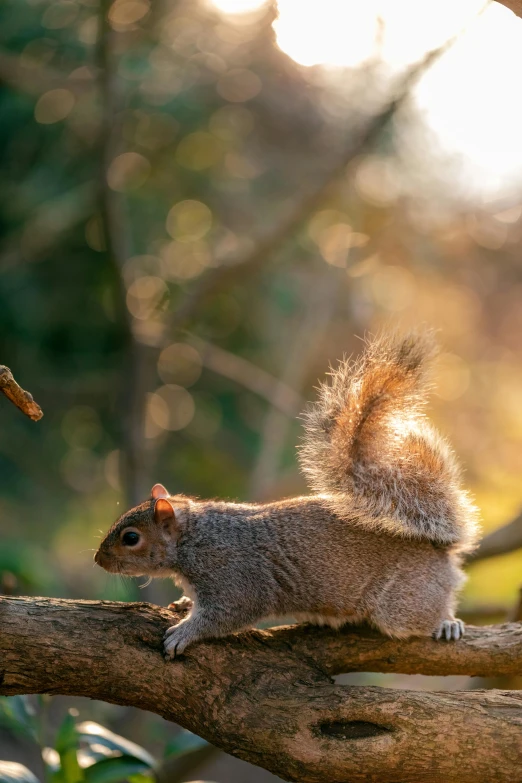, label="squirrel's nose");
[94,550,101,565]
